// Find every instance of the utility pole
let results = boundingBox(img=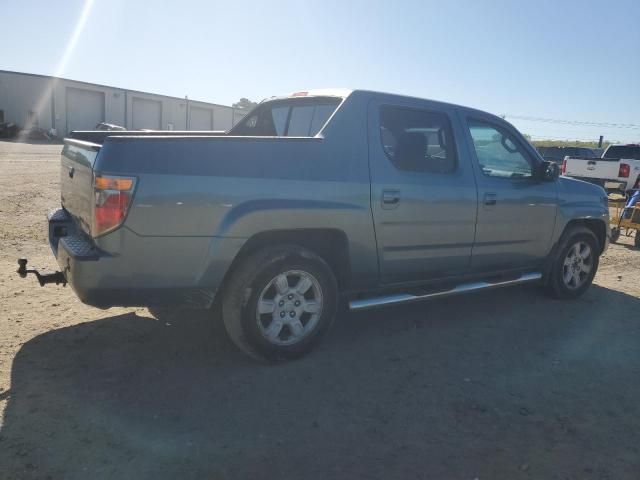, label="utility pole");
[598,135,603,148]
[185,95,190,130]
